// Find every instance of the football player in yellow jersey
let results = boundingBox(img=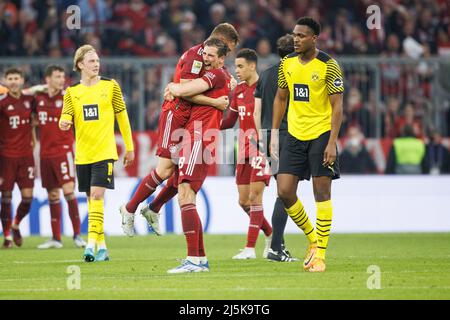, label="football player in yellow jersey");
[270,17,344,272]
[59,45,135,262]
